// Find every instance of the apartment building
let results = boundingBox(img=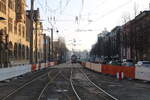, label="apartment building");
[26,8,45,63]
[0,0,30,67]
